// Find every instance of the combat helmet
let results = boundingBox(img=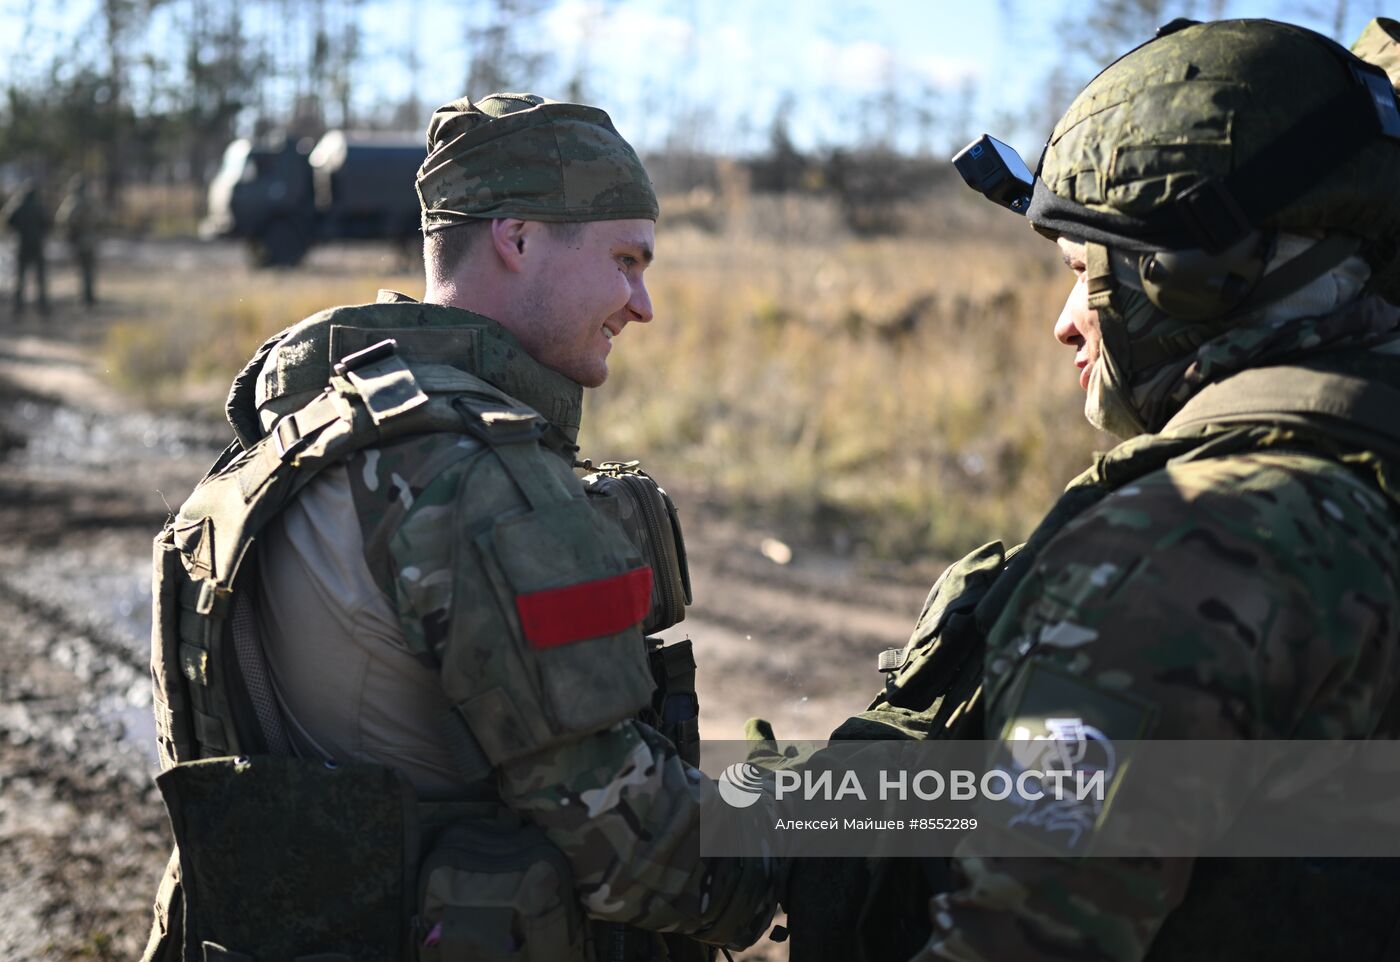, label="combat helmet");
[1027,17,1400,315]
[954,18,1400,435]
